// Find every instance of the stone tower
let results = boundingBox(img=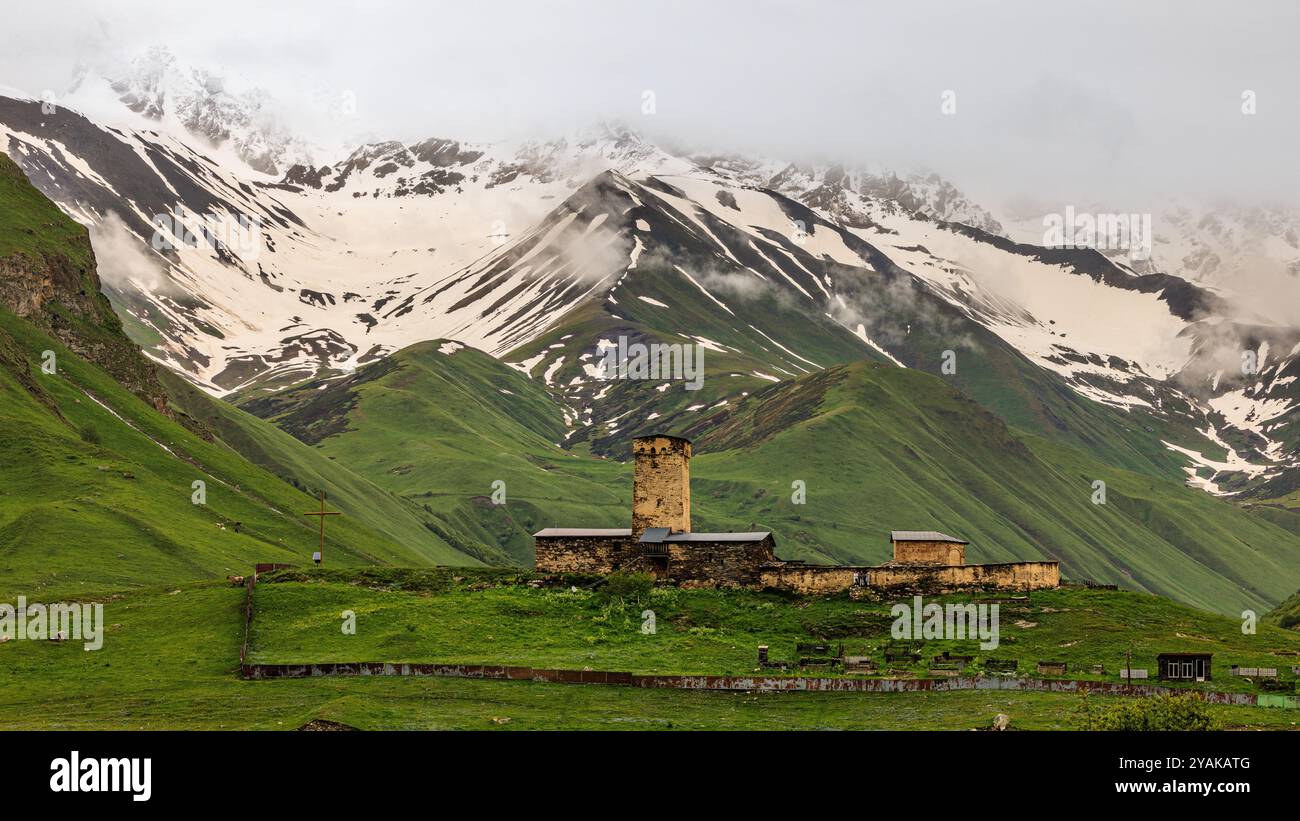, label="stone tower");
[632,434,692,539]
